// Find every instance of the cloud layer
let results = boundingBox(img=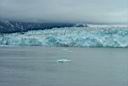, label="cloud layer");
[0,0,128,24]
